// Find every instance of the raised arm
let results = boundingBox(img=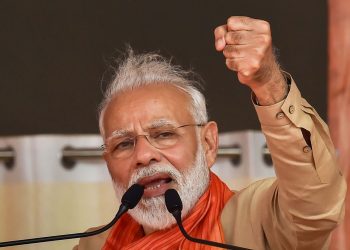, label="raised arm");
[216,16,346,249]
